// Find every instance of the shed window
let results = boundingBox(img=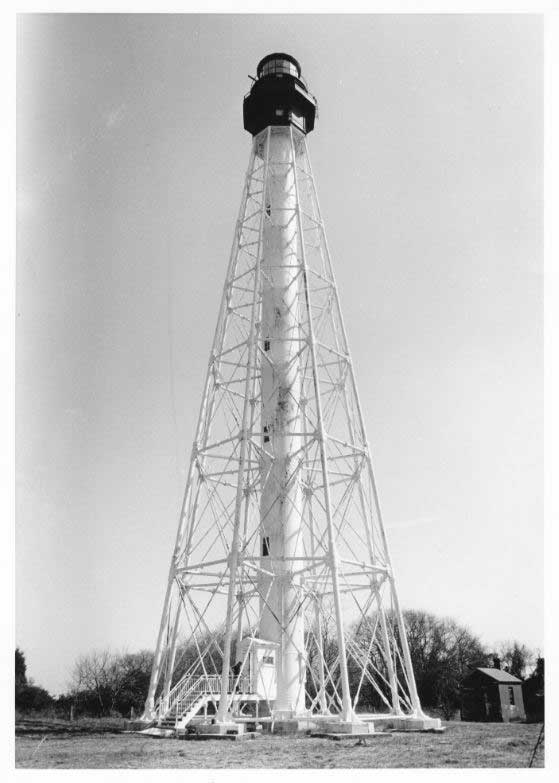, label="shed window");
[262,655,274,665]
[275,109,284,116]
[508,686,515,705]
[262,536,270,556]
